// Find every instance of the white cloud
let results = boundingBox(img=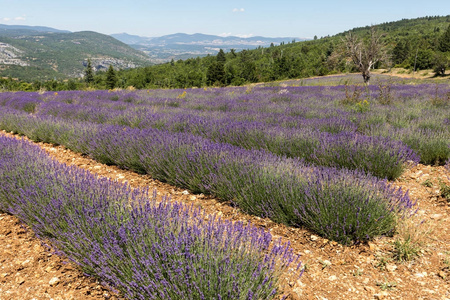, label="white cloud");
[217,33,253,38]
[236,33,253,38]
[1,15,26,22]
[232,8,245,13]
